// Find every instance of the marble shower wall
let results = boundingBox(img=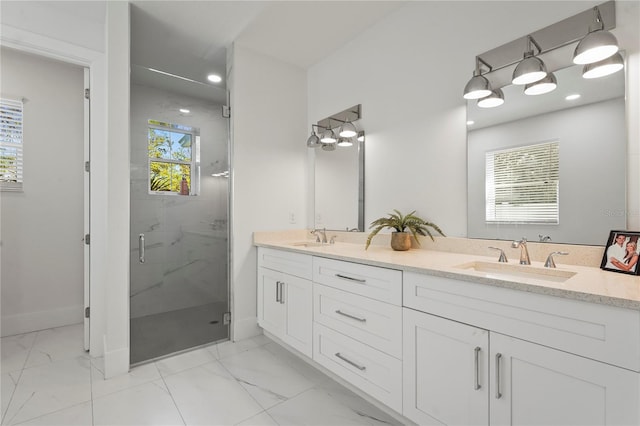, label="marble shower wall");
[130,83,229,319]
